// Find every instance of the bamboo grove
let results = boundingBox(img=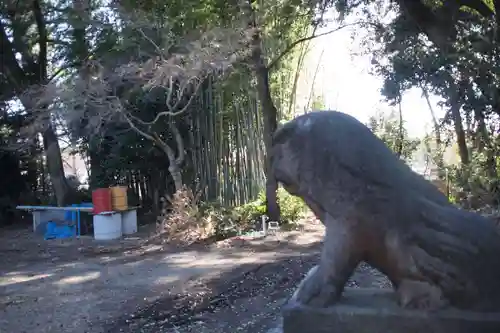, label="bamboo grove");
[85,62,306,211]
[0,0,315,219]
